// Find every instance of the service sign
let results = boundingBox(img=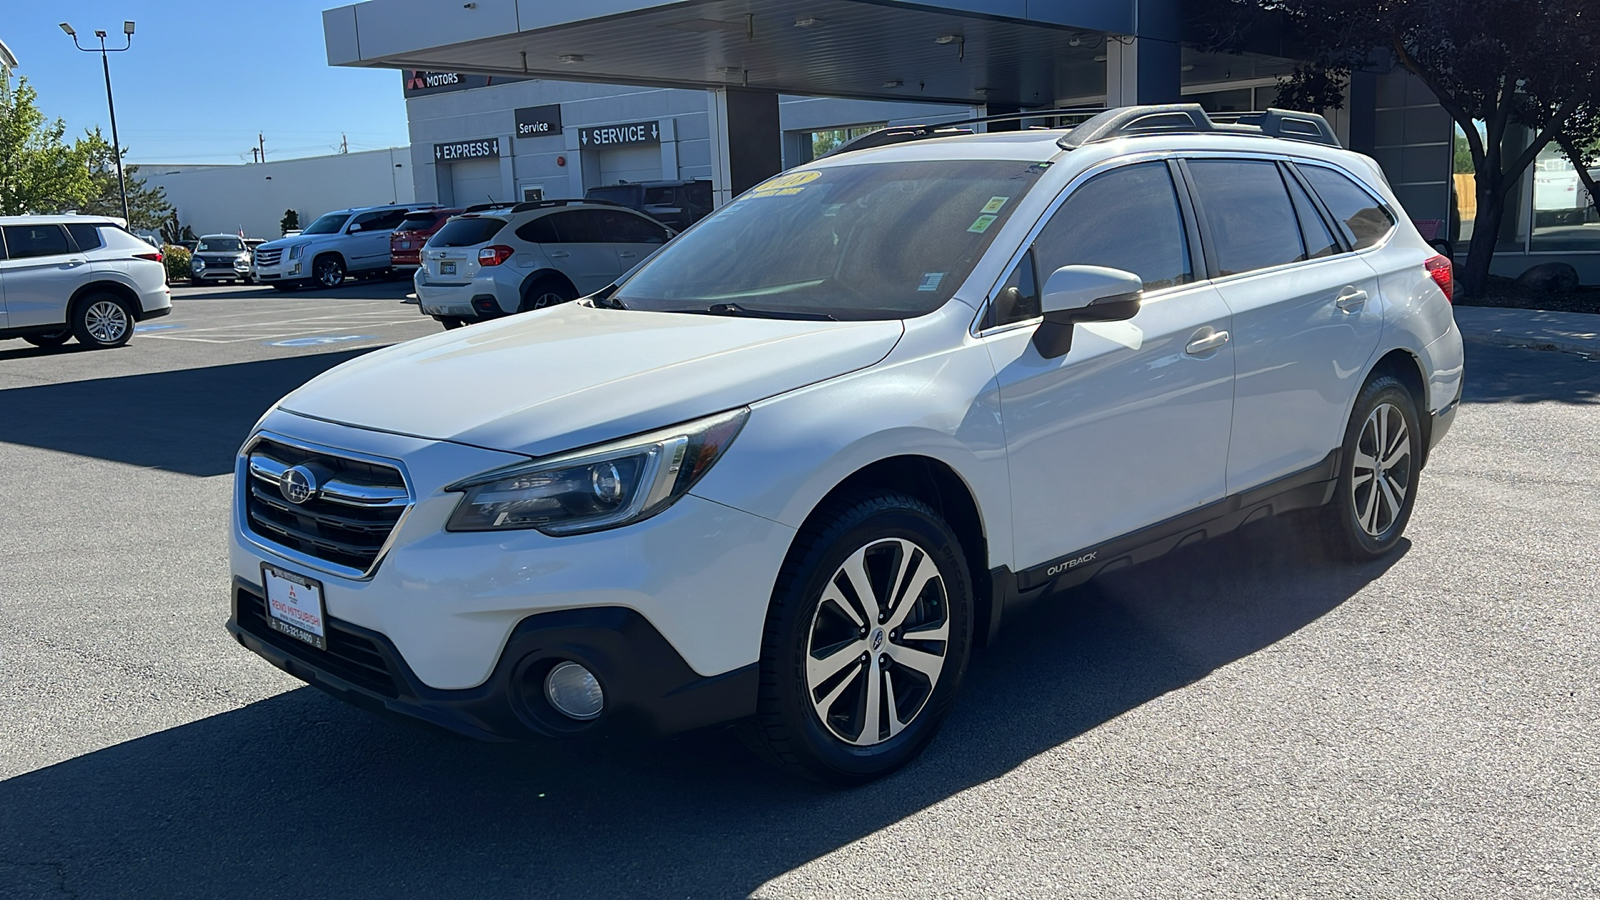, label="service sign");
[514,104,563,139]
[434,139,501,162]
[579,121,661,148]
